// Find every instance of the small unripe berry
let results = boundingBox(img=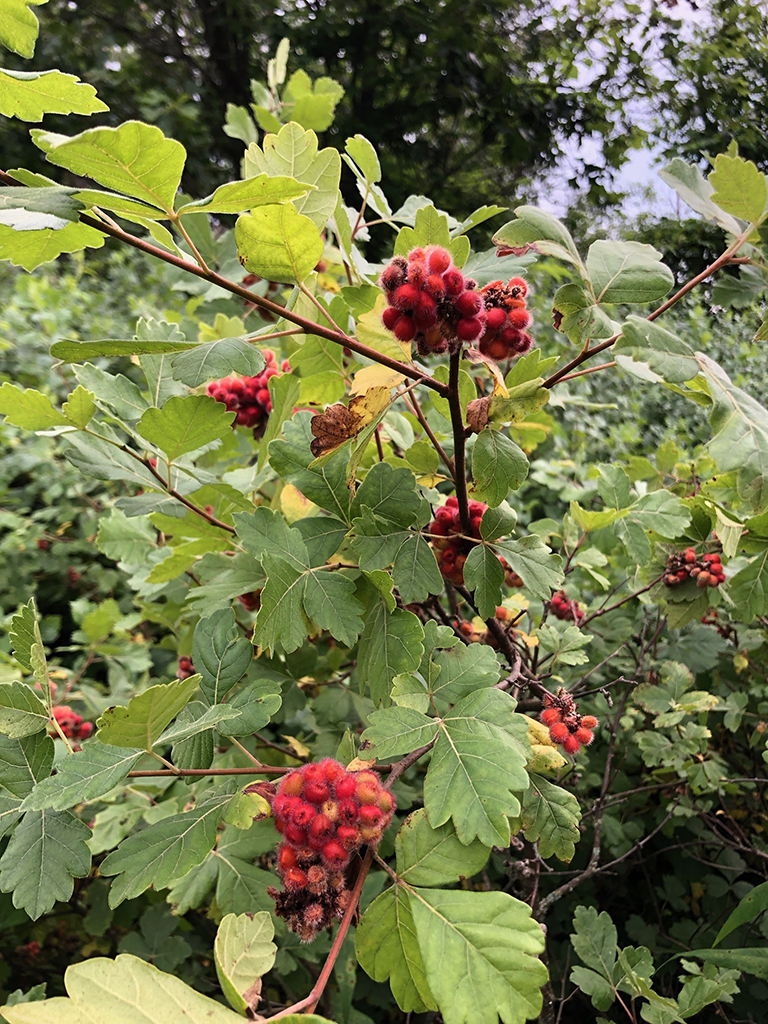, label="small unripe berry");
[321,759,346,783]
[282,773,304,797]
[377,790,394,814]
